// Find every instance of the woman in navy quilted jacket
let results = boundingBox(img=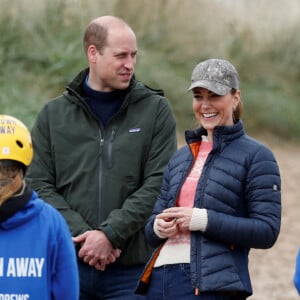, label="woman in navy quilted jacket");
[136,59,281,299]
